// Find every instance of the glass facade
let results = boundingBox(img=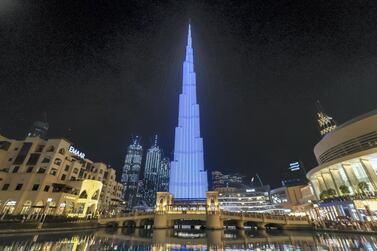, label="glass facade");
[310,155,377,198]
